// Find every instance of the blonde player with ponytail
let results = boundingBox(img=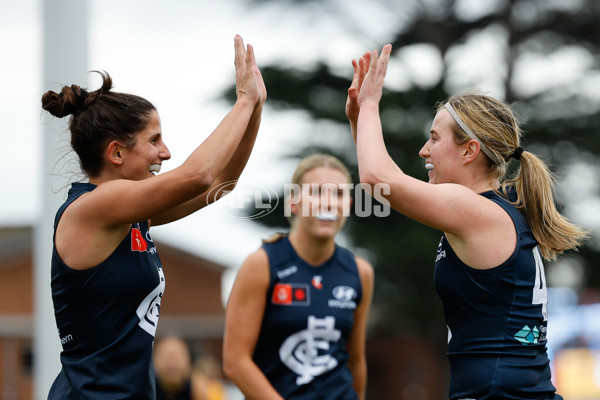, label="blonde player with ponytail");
[347,45,588,400]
